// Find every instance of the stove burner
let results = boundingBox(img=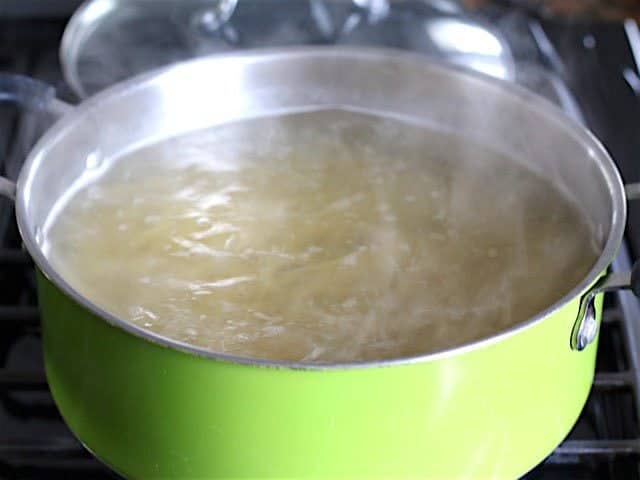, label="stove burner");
[1,3,640,478]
